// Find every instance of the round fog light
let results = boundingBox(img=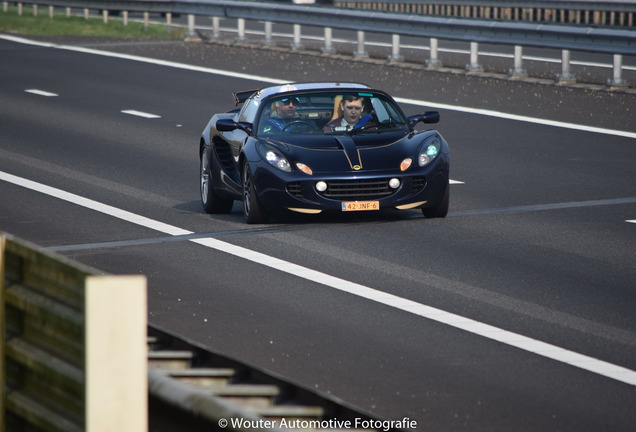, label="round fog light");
[316,181,328,192]
[389,178,401,189]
